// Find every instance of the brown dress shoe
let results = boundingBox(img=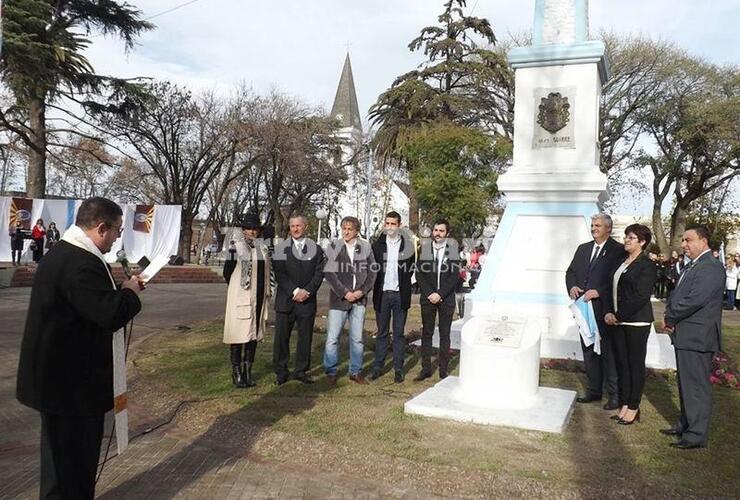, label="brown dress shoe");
[349,373,368,385]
